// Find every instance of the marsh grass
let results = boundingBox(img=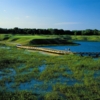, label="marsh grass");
[0,45,100,99]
